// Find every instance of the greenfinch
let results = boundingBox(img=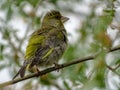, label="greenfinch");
[13,10,69,79]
